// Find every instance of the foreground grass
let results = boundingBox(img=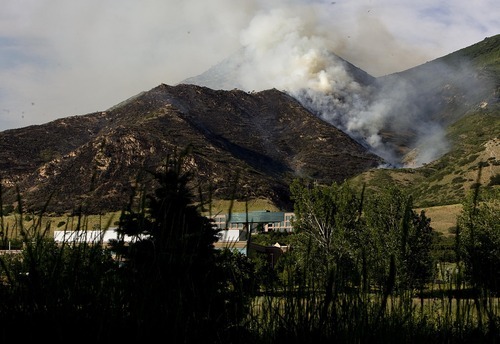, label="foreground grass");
[0,212,498,343]
[246,291,499,344]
